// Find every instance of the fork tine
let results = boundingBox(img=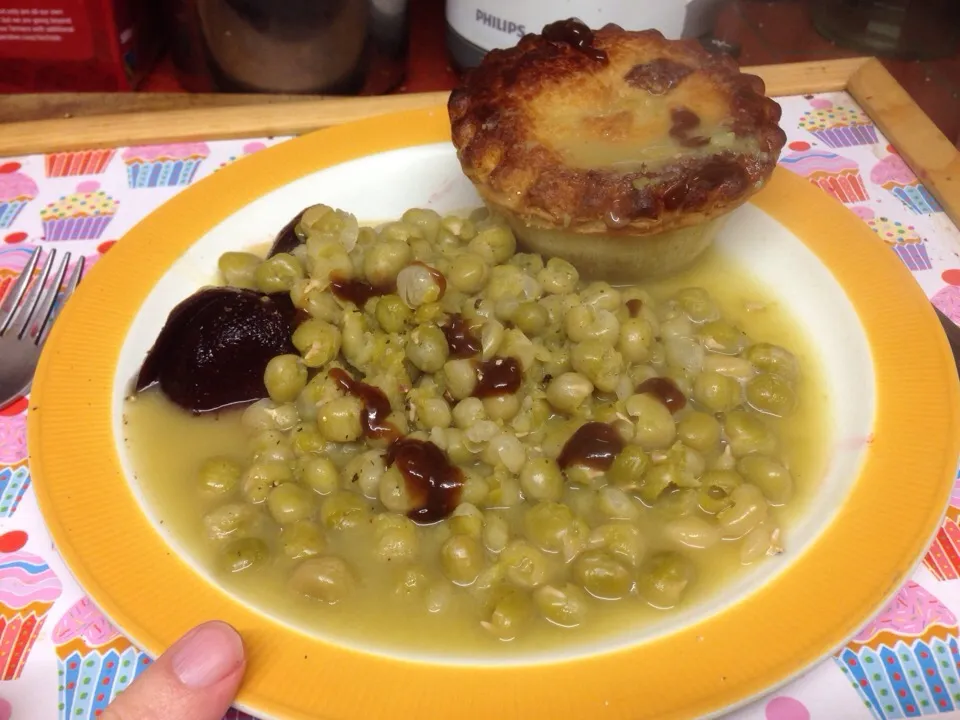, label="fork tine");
[30,251,72,344]
[8,248,55,339]
[37,253,83,345]
[0,246,41,334]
